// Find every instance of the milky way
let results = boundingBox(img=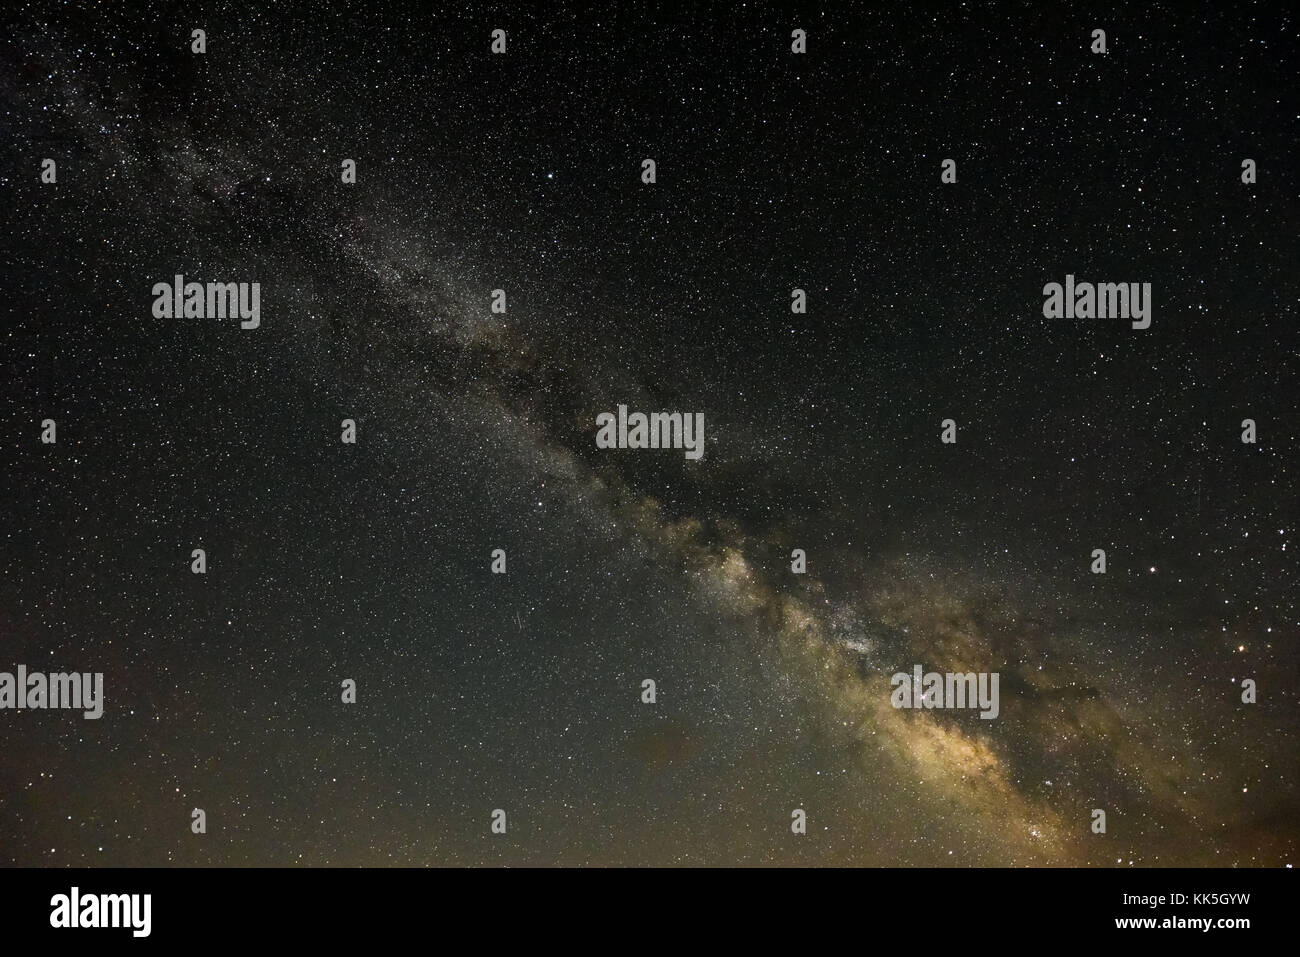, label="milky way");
[1,3,1296,866]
